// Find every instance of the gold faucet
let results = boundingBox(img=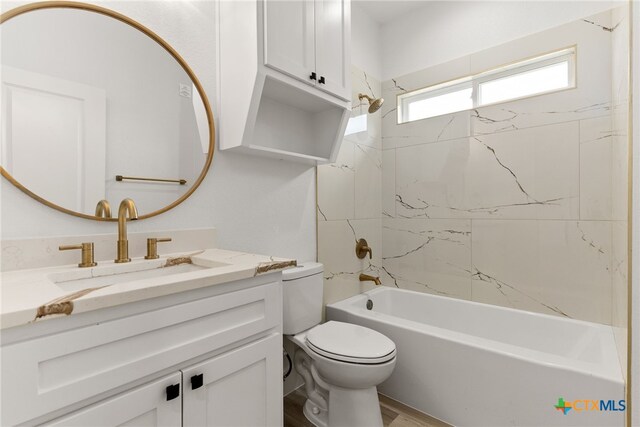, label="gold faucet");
[95,199,112,218]
[359,273,382,286]
[115,198,139,263]
[59,242,98,268]
[356,238,372,259]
